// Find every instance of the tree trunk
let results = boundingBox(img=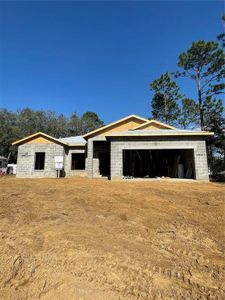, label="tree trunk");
[164,94,168,124]
[197,76,204,130]
[197,71,204,130]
